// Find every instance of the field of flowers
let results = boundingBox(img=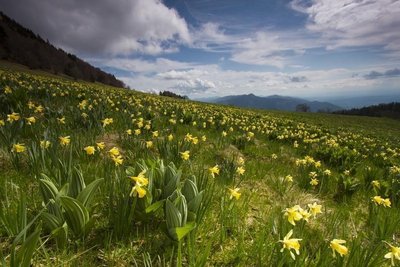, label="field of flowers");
[1,68,400,266]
